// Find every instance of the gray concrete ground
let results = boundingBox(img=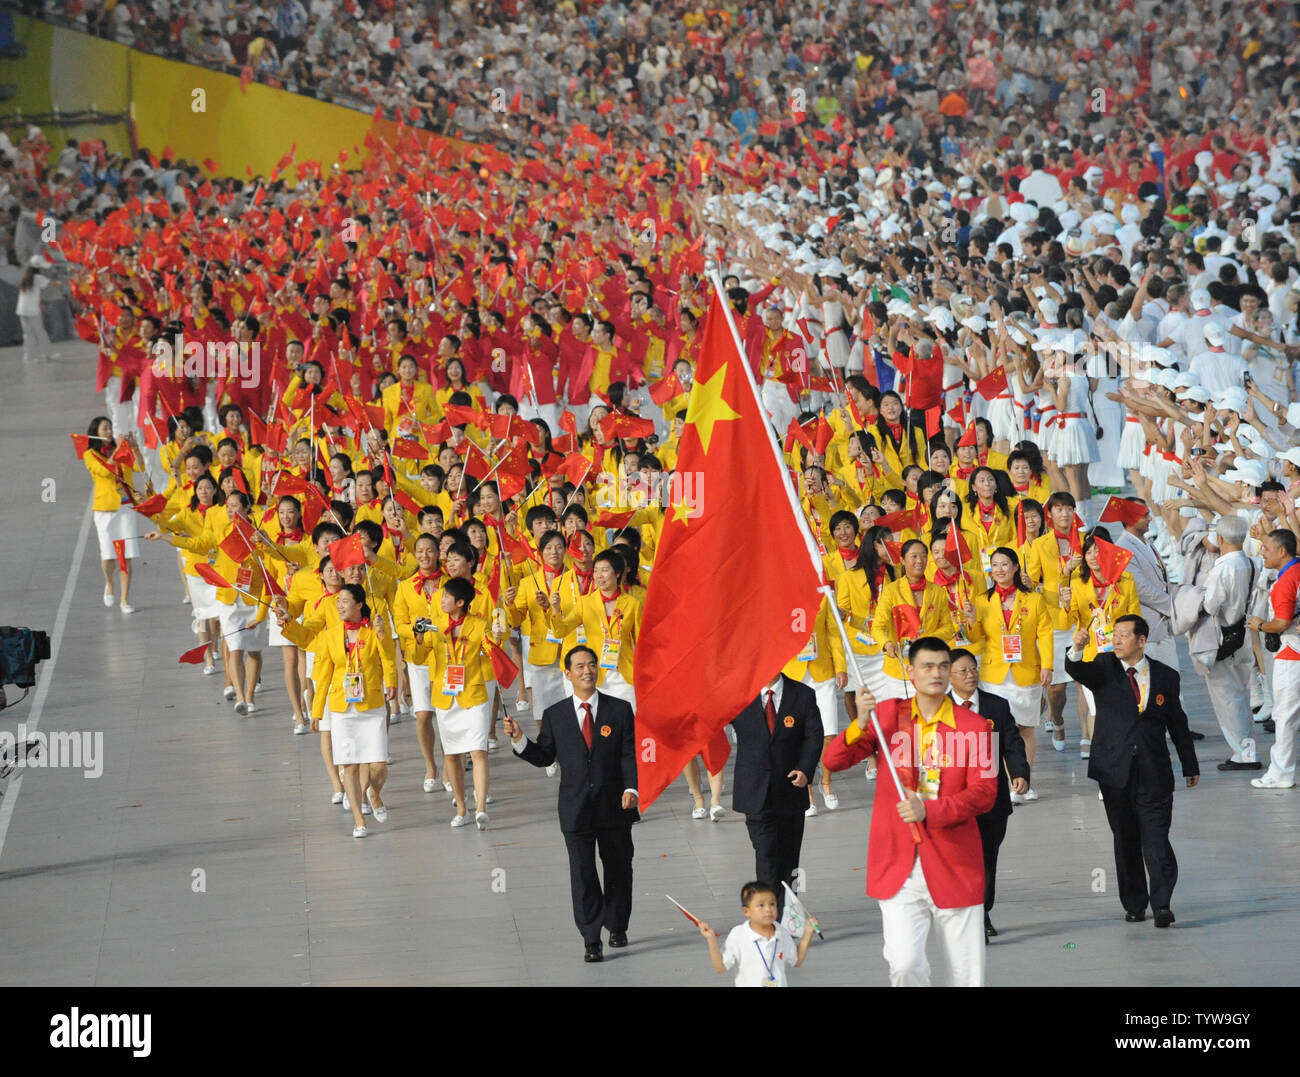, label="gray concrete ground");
[0,341,1296,986]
